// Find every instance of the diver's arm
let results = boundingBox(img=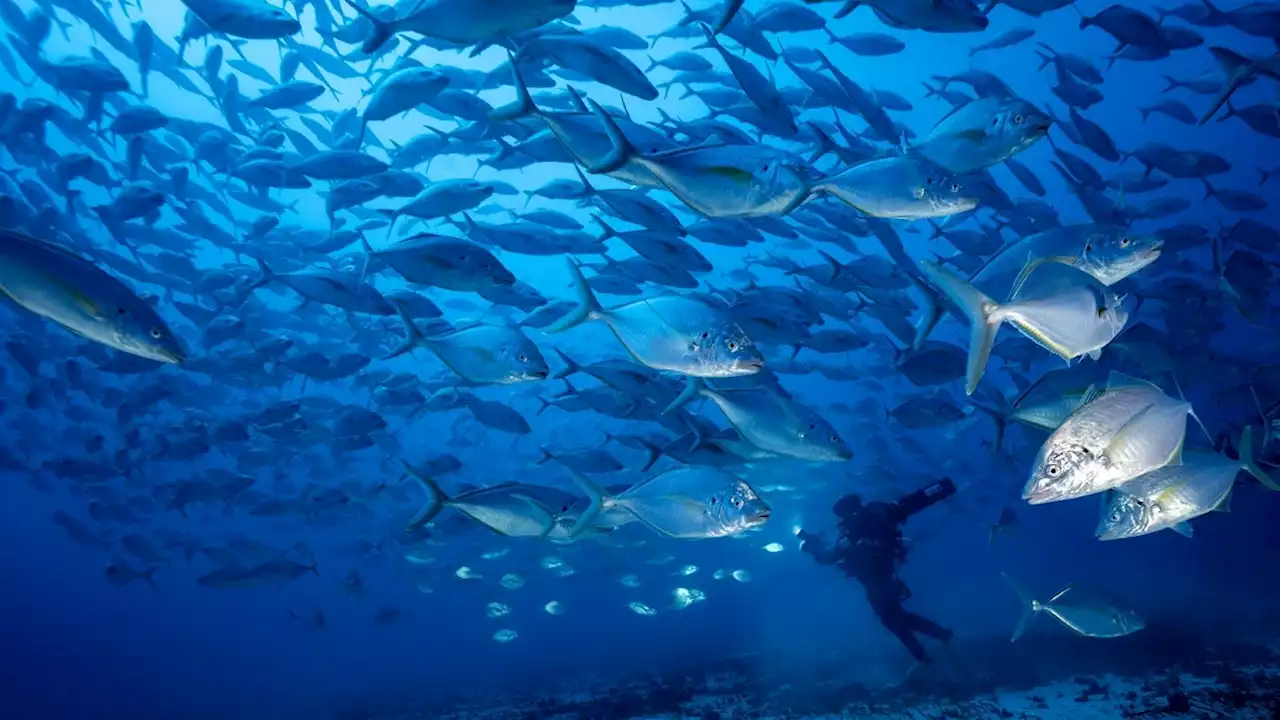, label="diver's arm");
[798,531,839,565]
[892,478,958,521]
